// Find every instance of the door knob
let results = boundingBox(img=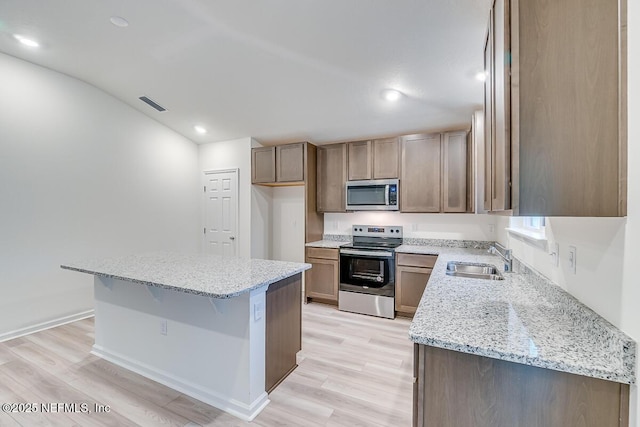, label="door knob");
[229,236,235,240]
